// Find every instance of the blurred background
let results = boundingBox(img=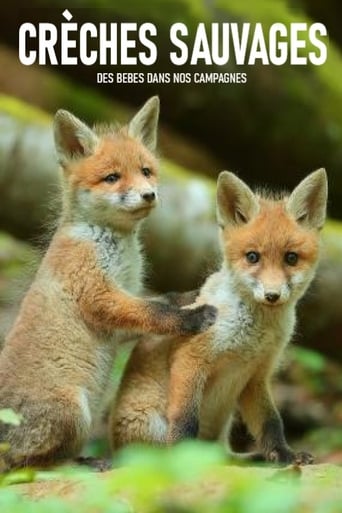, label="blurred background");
[0,1,341,462]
